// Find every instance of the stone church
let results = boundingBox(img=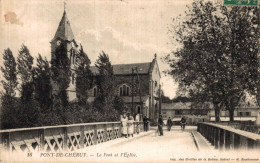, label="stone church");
[51,9,161,121]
